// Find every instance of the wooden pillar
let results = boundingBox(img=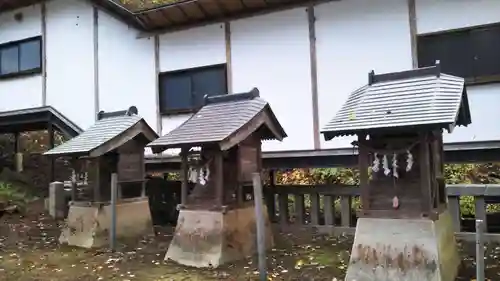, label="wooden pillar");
[215,151,224,207]
[266,170,277,223]
[70,158,77,202]
[419,133,432,215]
[48,122,55,182]
[13,132,19,153]
[13,132,22,172]
[358,134,370,213]
[94,158,101,202]
[180,148,188,206]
